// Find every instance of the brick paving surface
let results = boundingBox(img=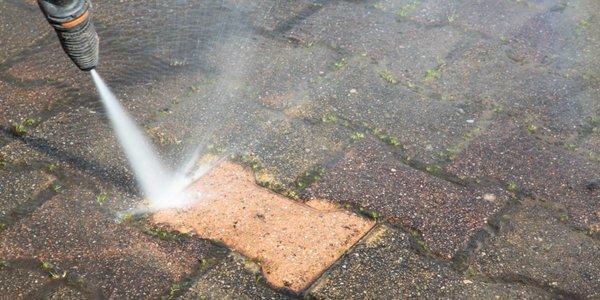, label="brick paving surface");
[0,0,599,298]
